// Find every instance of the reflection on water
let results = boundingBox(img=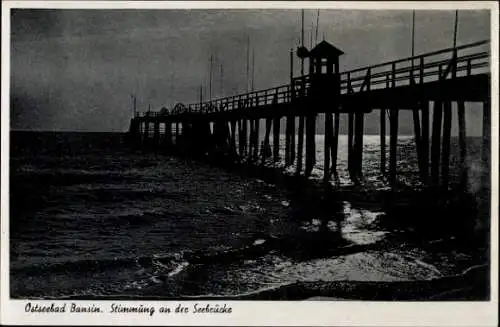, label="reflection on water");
[341,201,388,245]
